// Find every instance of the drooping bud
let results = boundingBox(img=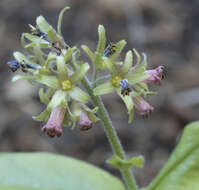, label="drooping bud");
[78,110,92,131]
[143,66,164,85]
[133,96,154,116]
[42,106,66,137]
